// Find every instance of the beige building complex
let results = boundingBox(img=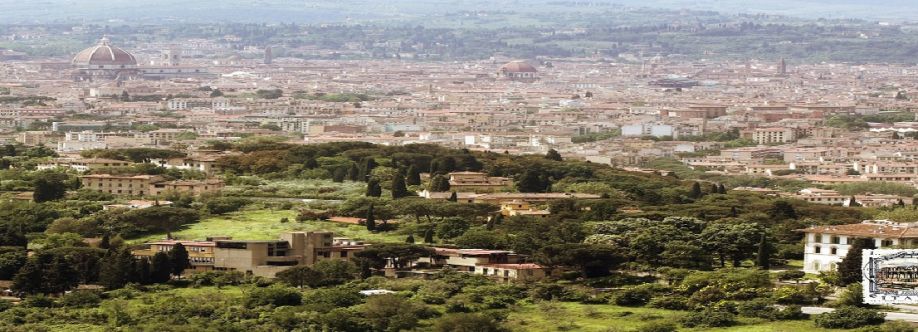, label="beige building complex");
[134,232,366,278]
